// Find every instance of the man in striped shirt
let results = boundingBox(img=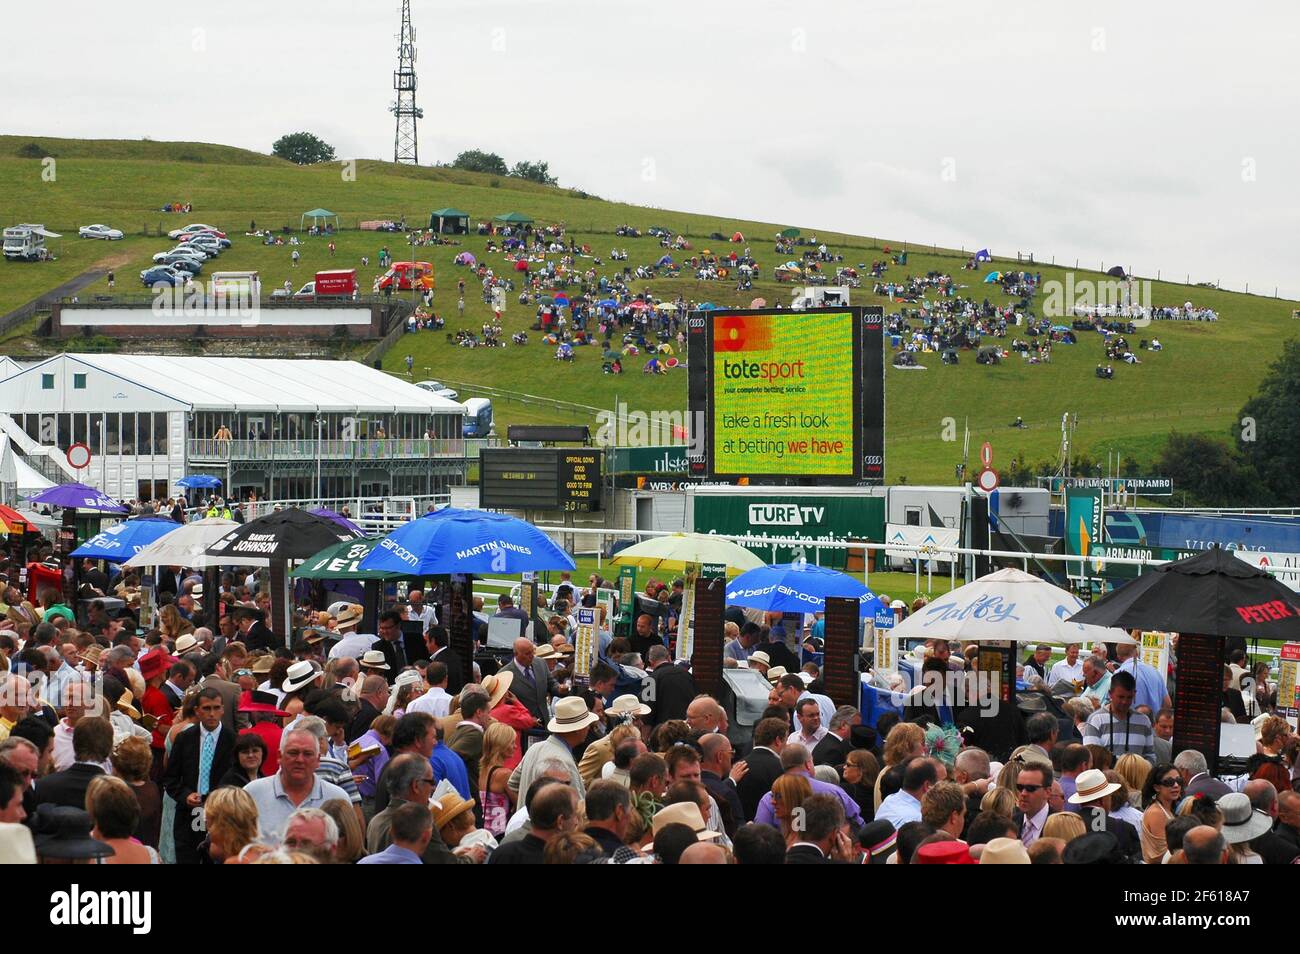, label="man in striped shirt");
[1080,671,1155,765]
